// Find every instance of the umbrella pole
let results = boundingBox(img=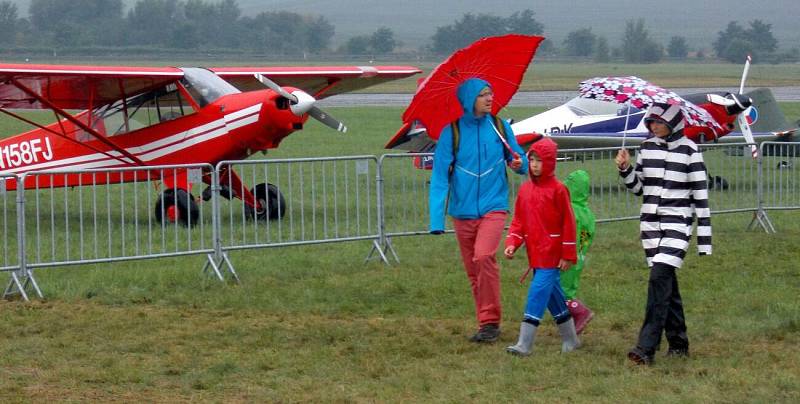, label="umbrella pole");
[490,120,520,159]
[621,101,632,149]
